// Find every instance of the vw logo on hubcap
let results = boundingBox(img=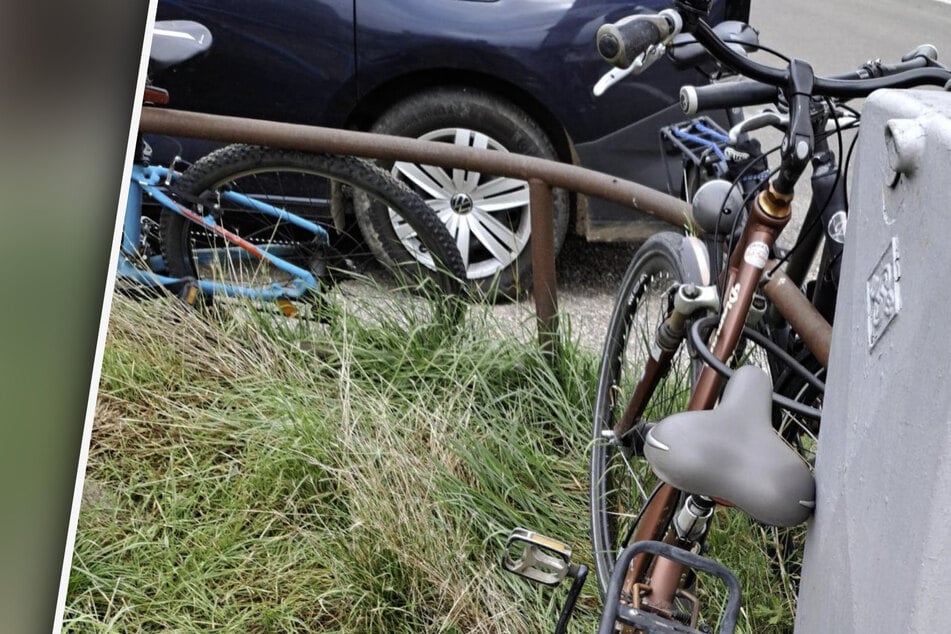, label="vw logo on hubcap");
[450,192,474,214]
